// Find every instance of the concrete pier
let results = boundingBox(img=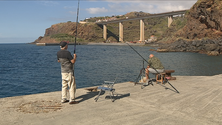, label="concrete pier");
[1,75,222,125]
